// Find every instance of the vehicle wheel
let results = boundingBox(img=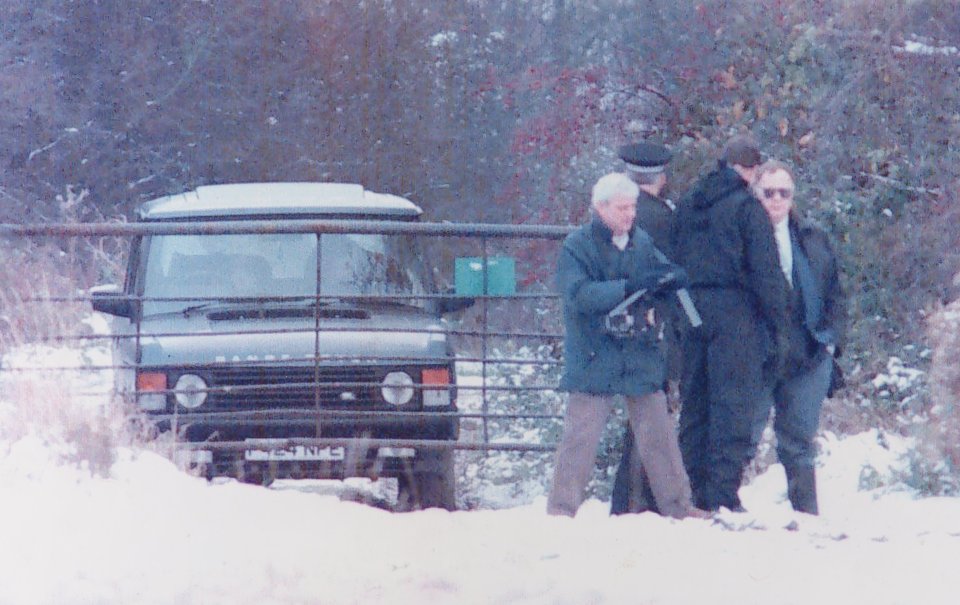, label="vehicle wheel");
[236,463,275,487]
[396,449,456,511]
